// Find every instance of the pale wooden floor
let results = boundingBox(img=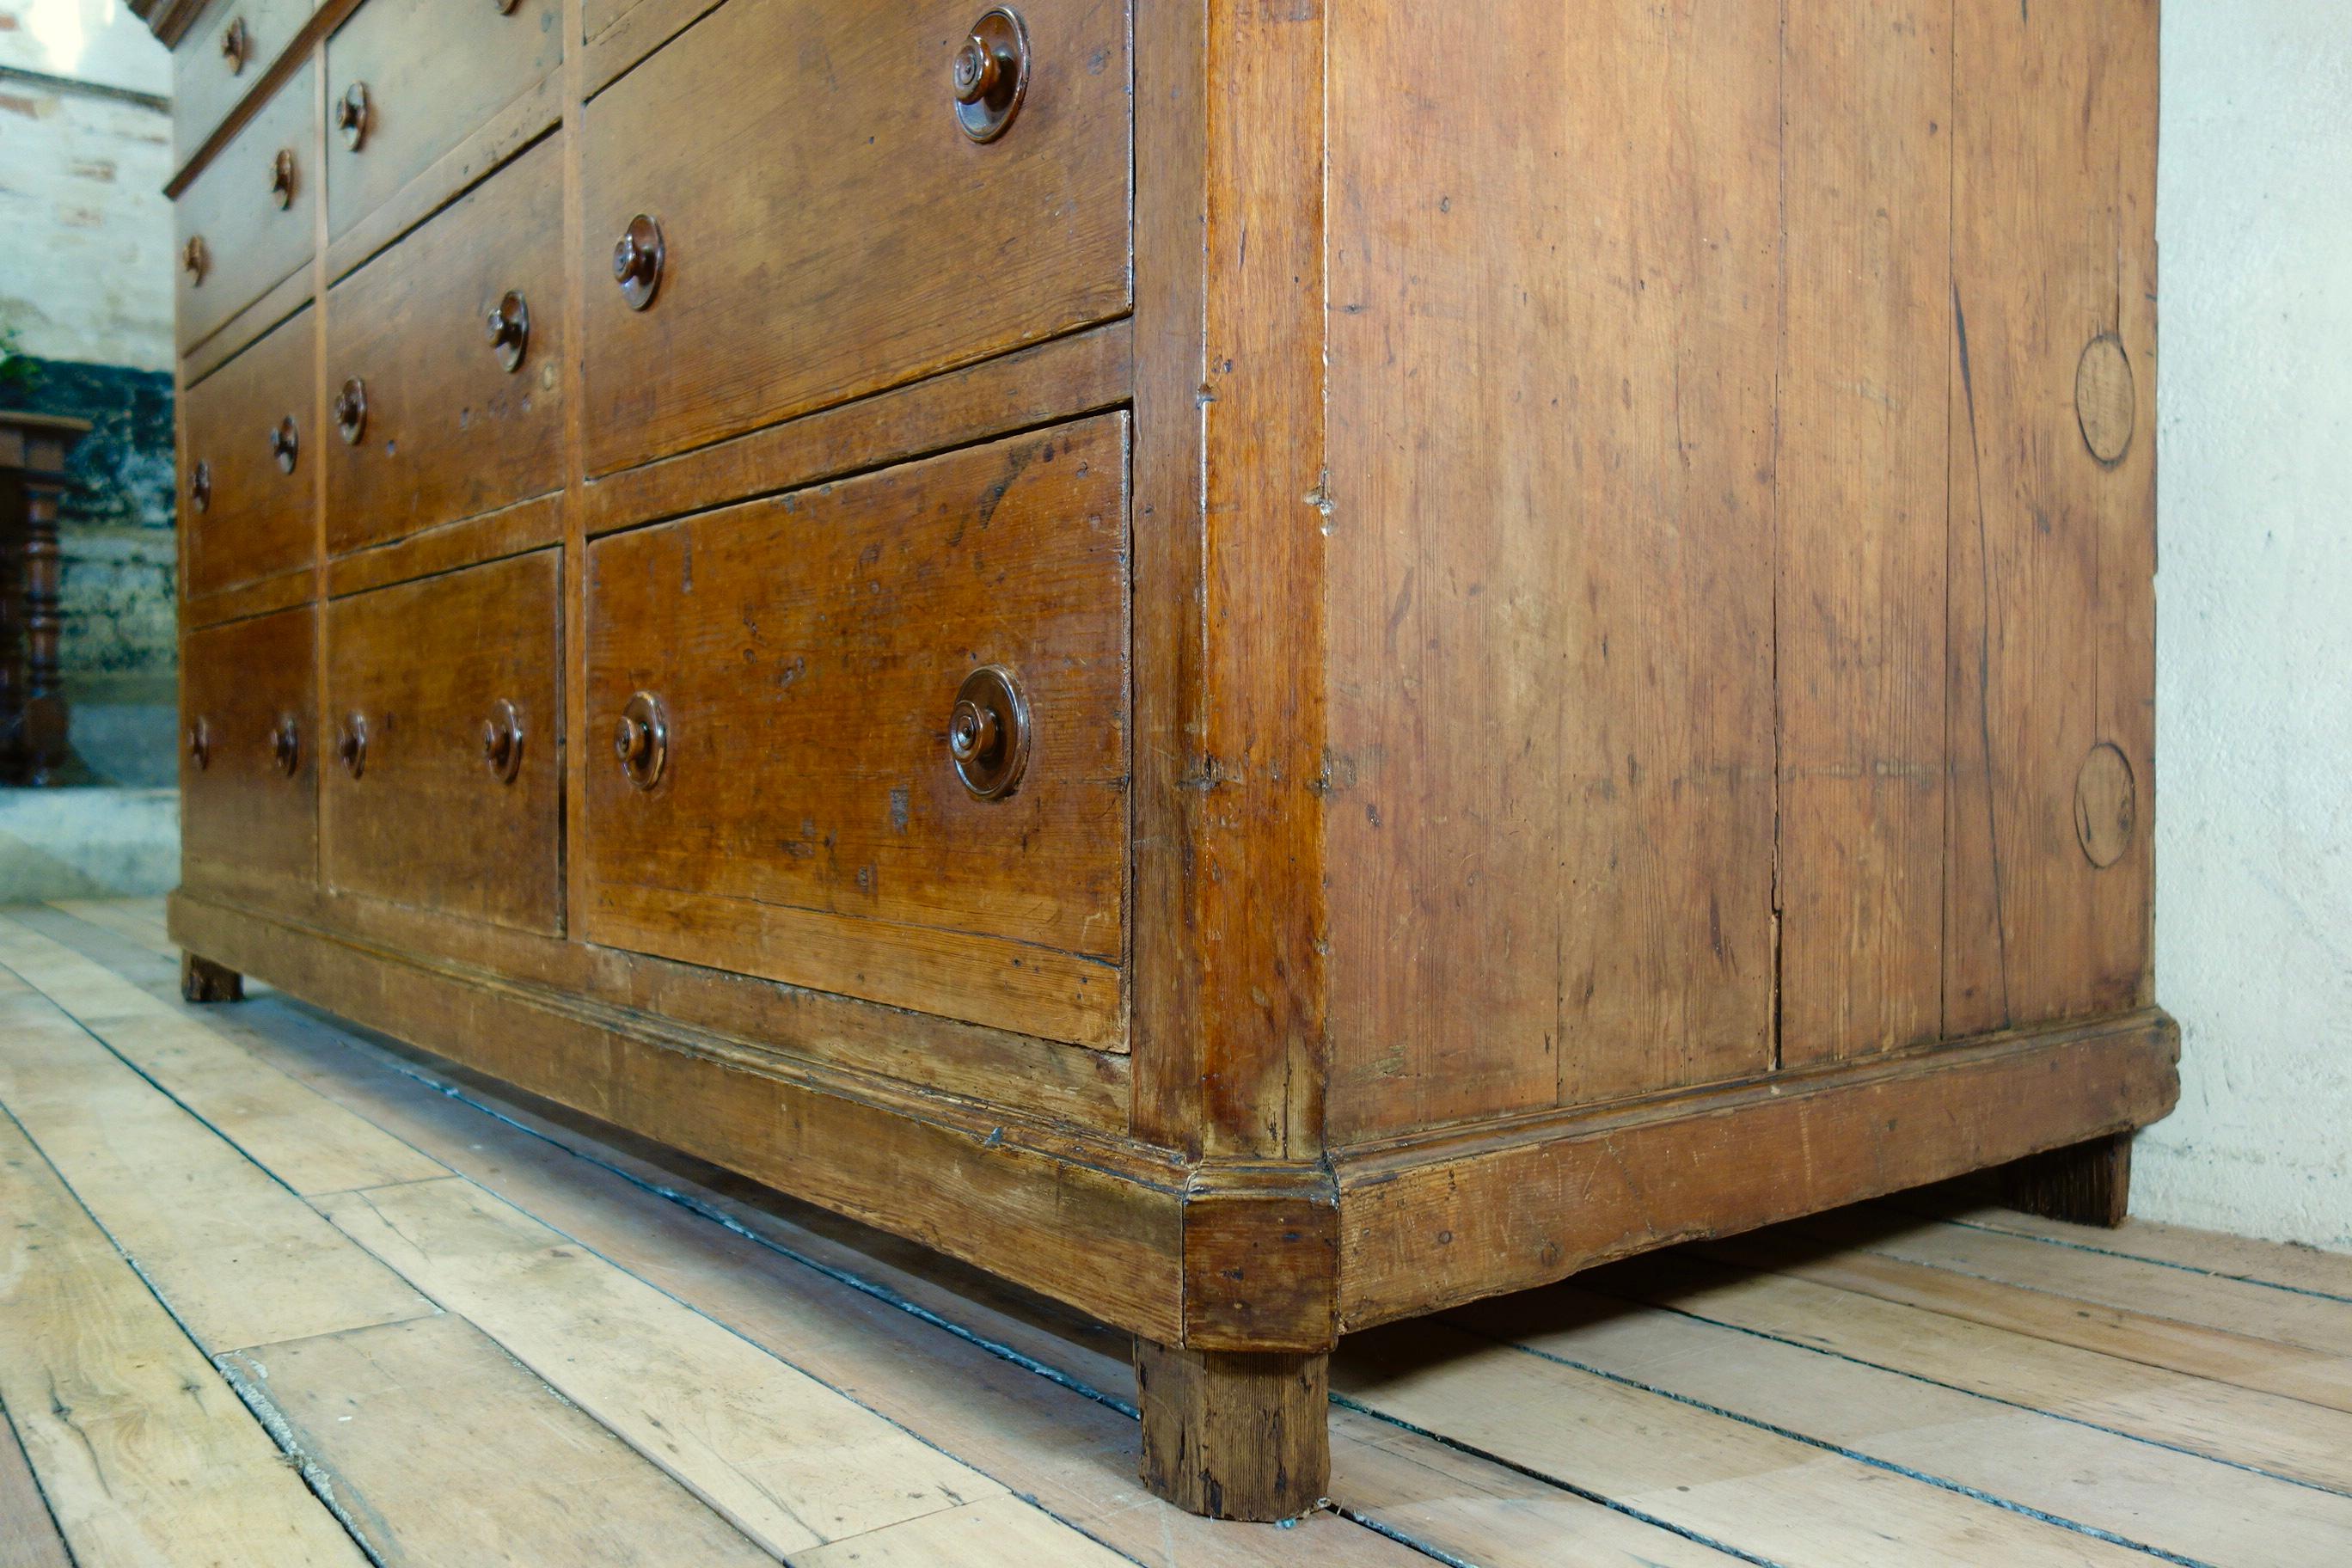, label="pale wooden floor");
[2,903,2348,1567]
